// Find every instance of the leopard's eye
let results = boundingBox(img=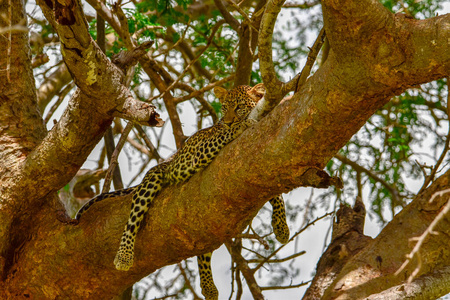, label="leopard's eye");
[222,104,228,112]
[235,107,247,116]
